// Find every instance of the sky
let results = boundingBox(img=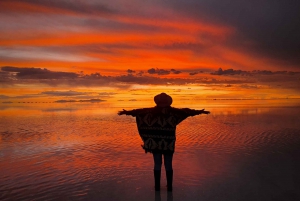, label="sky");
[0,0,300,104]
